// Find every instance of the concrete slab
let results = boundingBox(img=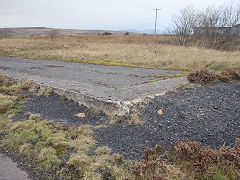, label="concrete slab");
[0,56,187,115]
